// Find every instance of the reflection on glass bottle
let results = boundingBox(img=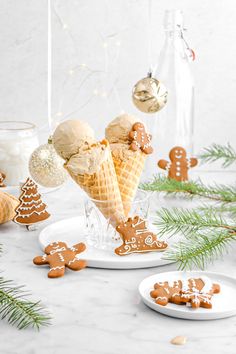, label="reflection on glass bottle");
[144,10,195,180]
